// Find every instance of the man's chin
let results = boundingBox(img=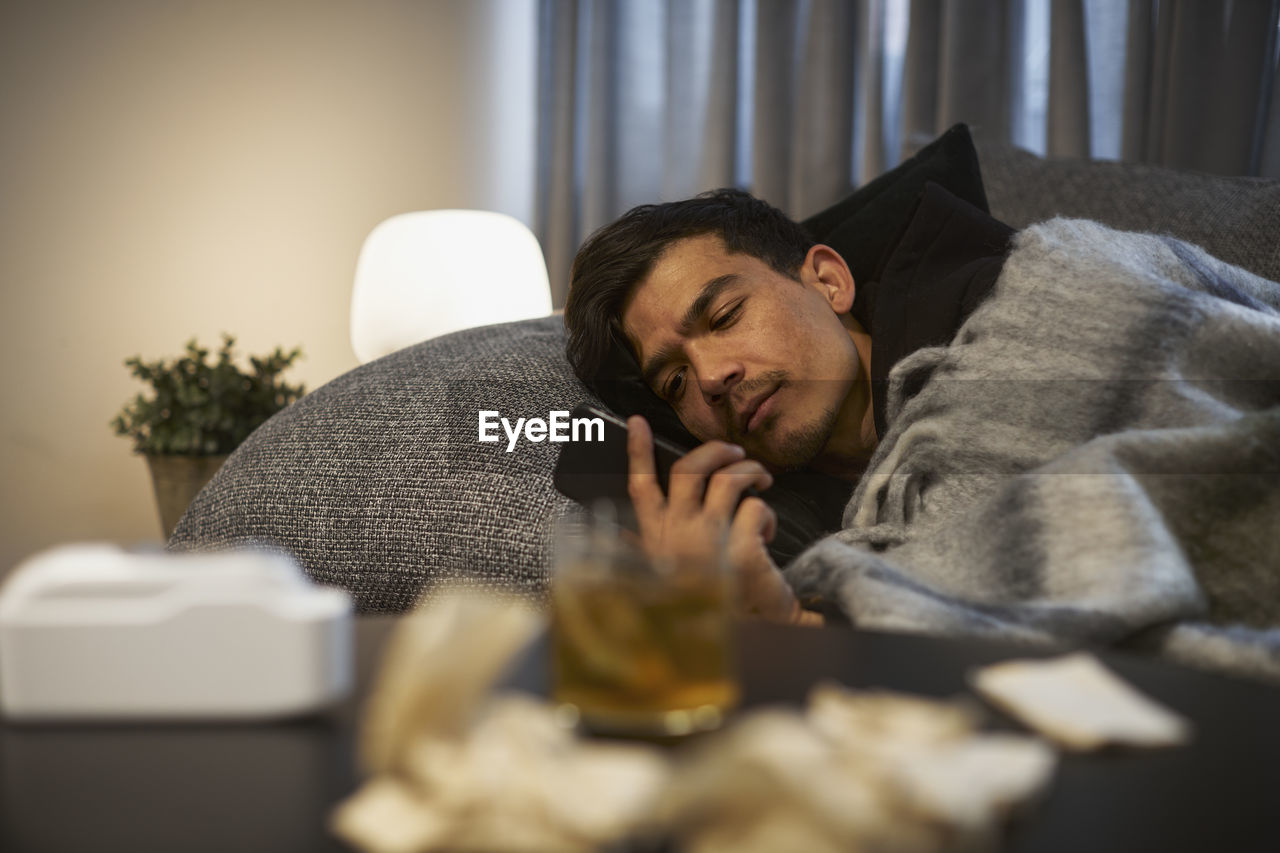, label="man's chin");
[752,447,821,473]
[746,417,834,471]
[685,405,837,470]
